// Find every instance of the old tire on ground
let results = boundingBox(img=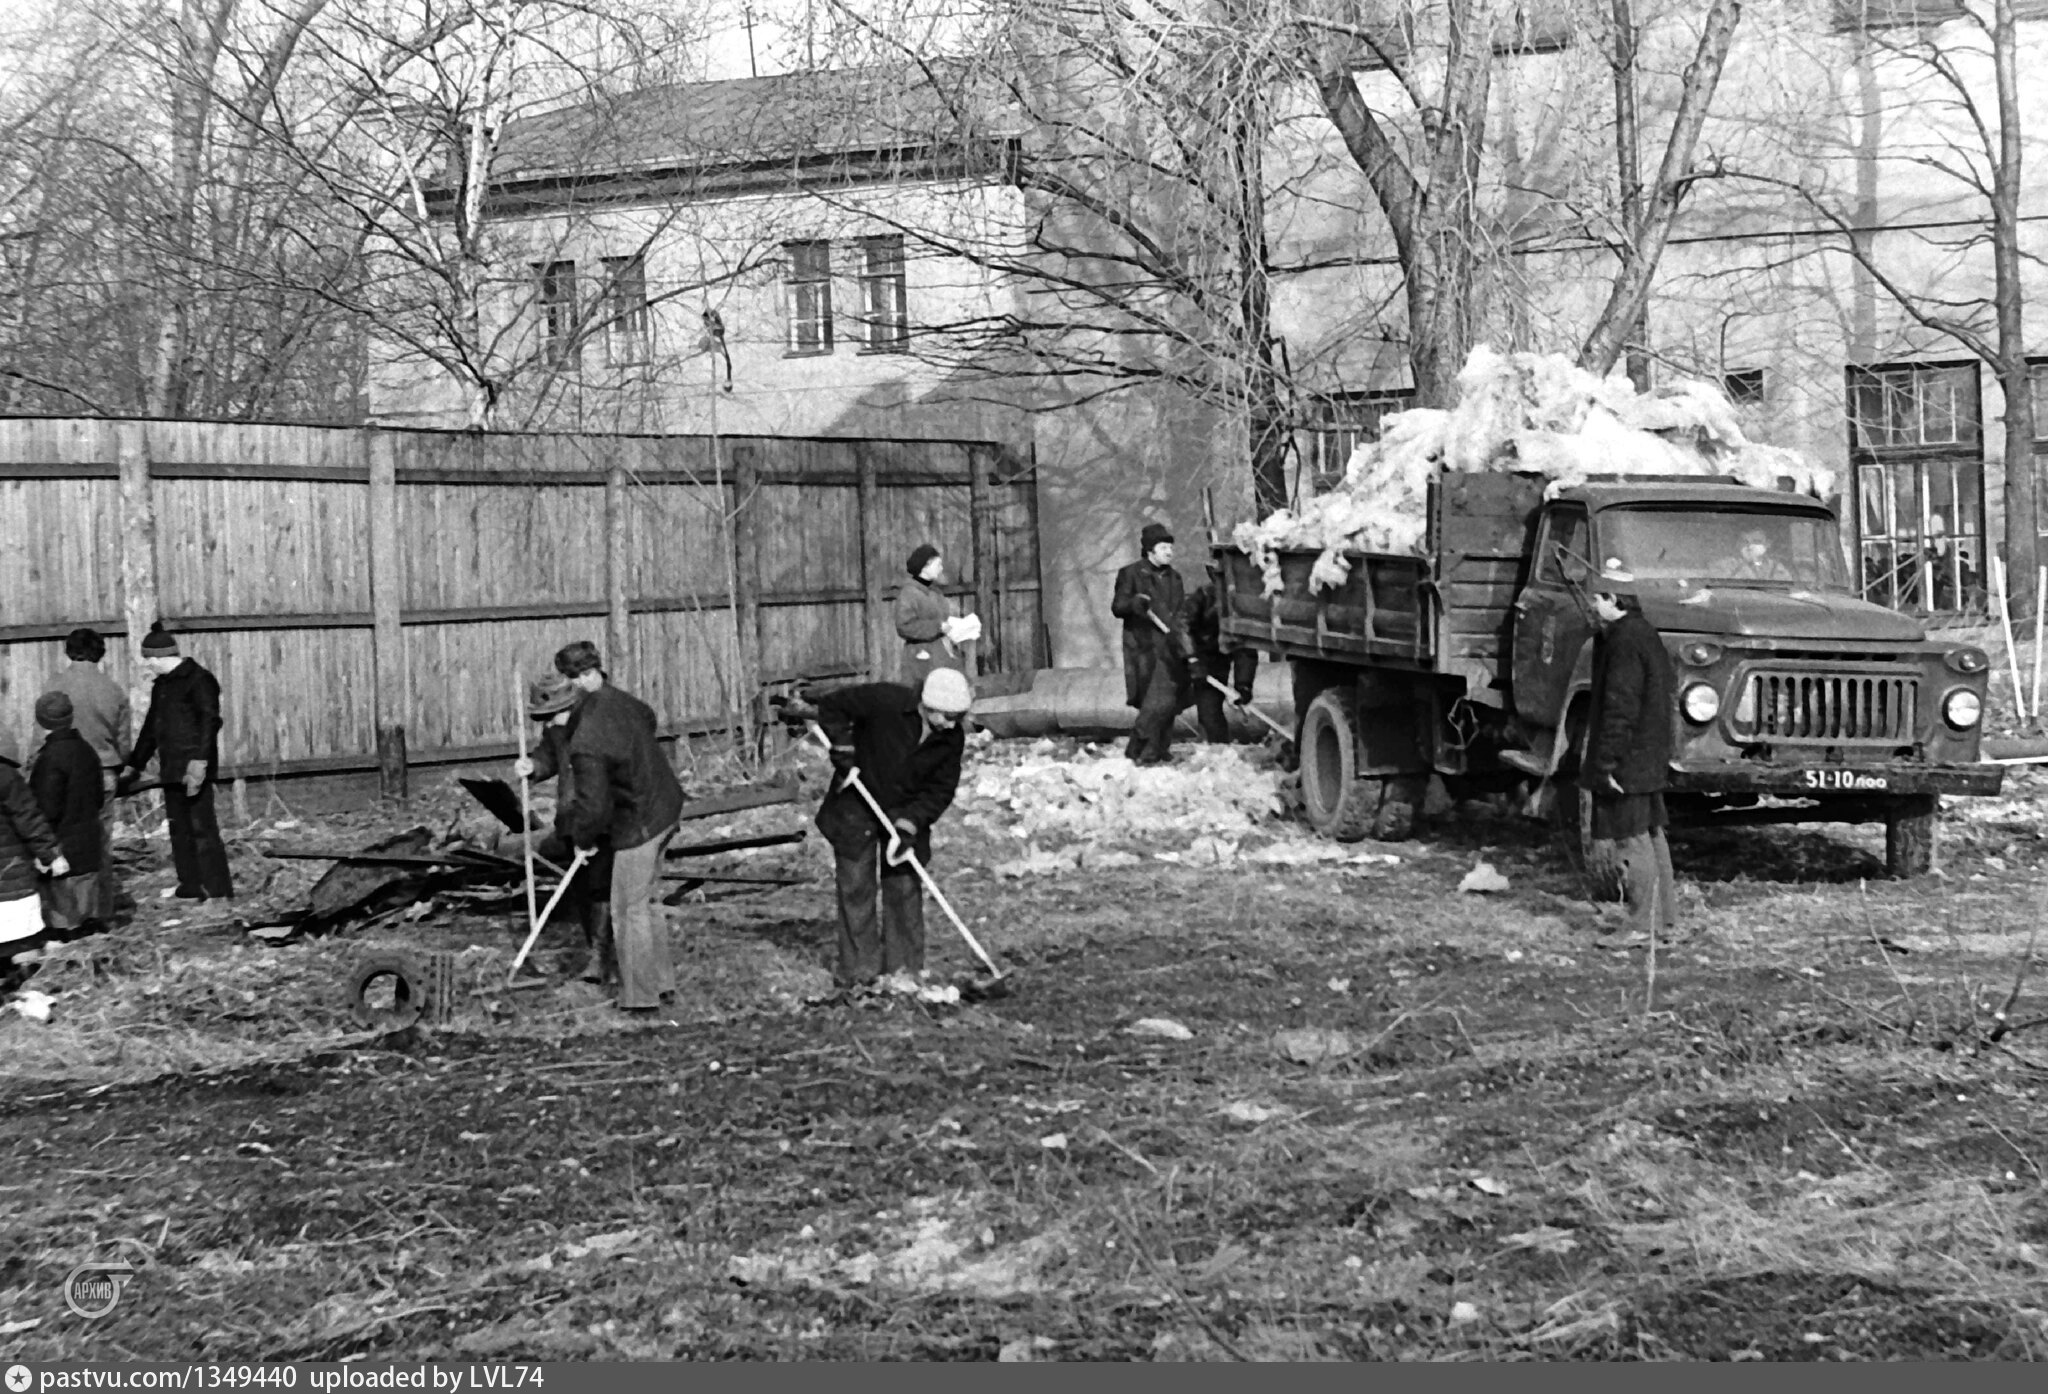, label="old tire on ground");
[347,952,427,1031]
[1885,794,1939,879]
[1299,688,1378,842]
